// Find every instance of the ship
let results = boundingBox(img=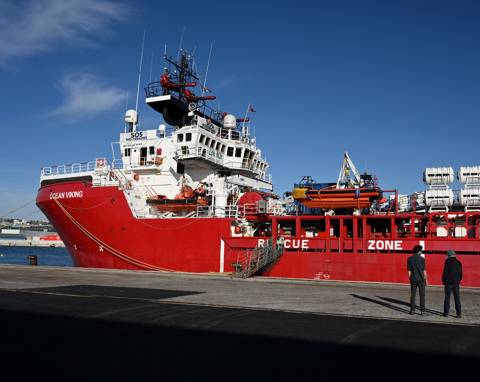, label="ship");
[36,49,480,286]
